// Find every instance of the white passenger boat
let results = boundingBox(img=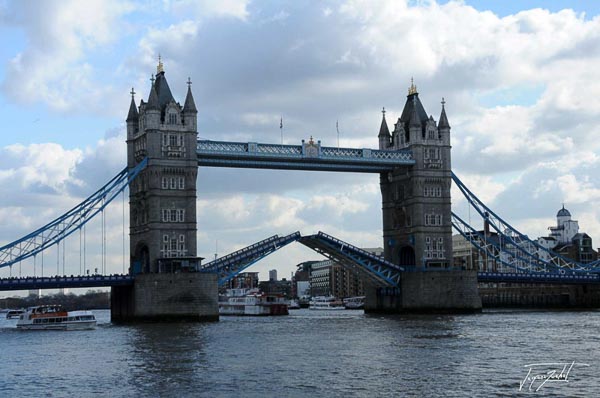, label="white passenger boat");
[219,290,289,316]
[309,296,345,310]
[16,305,96,330]
[343,296,365,310]
[6,309,25,319]
[288,299,301,310]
